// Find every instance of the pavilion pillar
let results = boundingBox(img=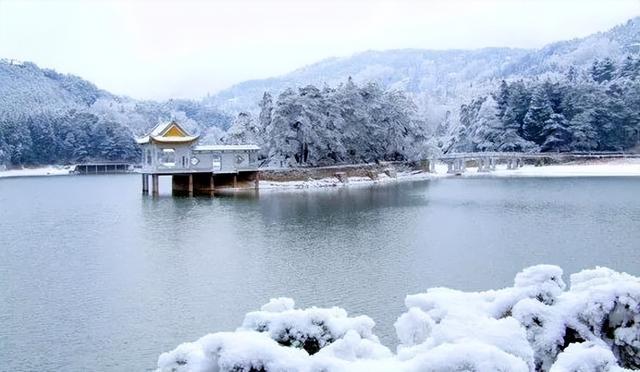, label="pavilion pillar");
[152,174,159,196]
[233,174,238,189]
[447,162,455,174]
[210,173,215,196]
[142,174,149,194]
[188,174,194,197]
[461,159,466,172]
[254,171,260,189]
